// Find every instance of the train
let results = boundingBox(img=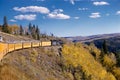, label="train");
[0,41,51,60]
[0,39,64,60]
